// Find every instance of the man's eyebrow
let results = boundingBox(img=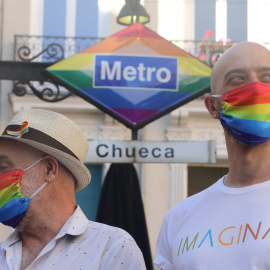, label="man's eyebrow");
[256,67,270,73]
[224,69,246,81]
